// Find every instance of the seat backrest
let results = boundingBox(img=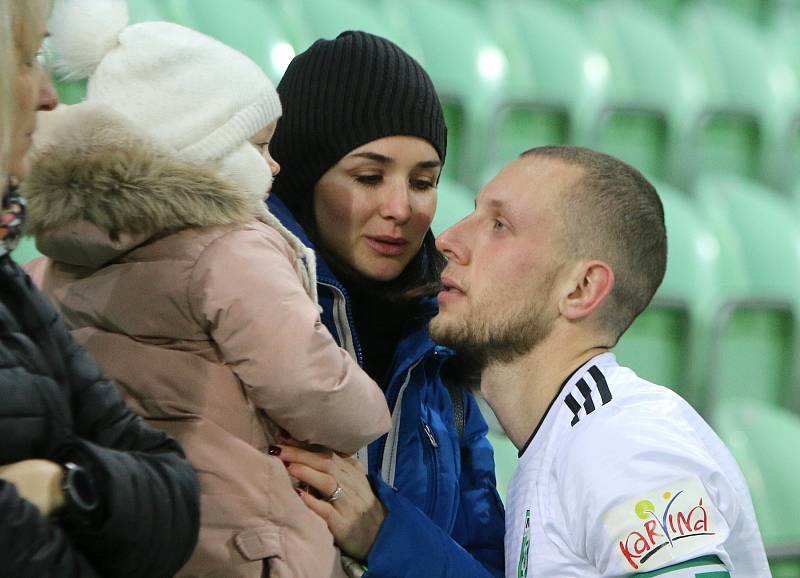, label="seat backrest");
[694,174,800,410]
[283,0,397,50]
[713,400,800,552]
[766,9,800,194]
[484,0,591,167]
[678,3,799,189]
[583,0,704,181]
